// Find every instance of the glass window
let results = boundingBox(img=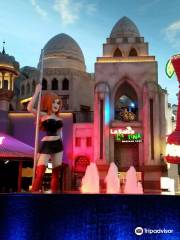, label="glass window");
[86,137,92,147]
[113,48,122,57]
[129,48,138,56]
[42,78,47,90]
[52,78,58,90]
[62,78,69,90]
[114,82,138,121]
